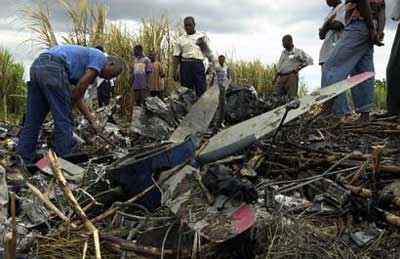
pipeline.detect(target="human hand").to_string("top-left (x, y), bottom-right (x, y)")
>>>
top-left (196, 37), bottom-right (207, 47)
top-left (328, 14), bottom-right (336, 23)
top-left (370, 29), bottom-right (384, 47)
top-left (273, 75), bottom-right (279, 85)
top-left (208, 63), bottom-right (217, 75)
top-left (378, 31), bottom-right (385, 42)
top-left (196, 37), bottom-right (211, 54)
top-left (319, 29), bottom-right (325, 40)
top-left (90, 120), bottom-right (103, 135)
top-left (294, 66), bottom-right (302, 73)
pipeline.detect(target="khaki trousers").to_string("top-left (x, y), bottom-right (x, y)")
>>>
top-left (275, 72), bottom-right (299, 97)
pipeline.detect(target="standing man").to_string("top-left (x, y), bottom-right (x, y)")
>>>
top-left (148, 51), bottom-right (166, 99)
top-left (211, 55), bottom-right (231, 86)
top-left (97, 75), bottom-right (114, 107)
top-left (274, 35), bottom-right (314, 97)
top-left (95, 45), bottom-right (115, 108)
top-left (319, 0), bottom-right (348, 116)
top-left (322, 0), bottom-right (385, 123)
top-left (130, 45), bottom-right (152, 106)
top-left (386, 0), bottom-right (400, 116)
top-left (211, 55), bottom-right (231, 127)
top-left (173, 16), bottom-right (214, 97)
top-left (17, 45), bottom-right (123, 163)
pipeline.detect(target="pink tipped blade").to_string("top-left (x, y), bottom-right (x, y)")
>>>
top-left (347, 72), bottom-right (375, 85)
top-left (232, 204), bottom-right (257, 234)
top-left (36, 157), bottom-right (50, 170)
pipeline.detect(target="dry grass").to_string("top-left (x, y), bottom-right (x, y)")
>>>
top-left (137, 16), bottom-right (176, 93)
top-left (22, 0), bottom-right (58, 49)
top-left (59, 0), bottom-right (107, 46)
top-left (33, 231), bottom-right (124, 259)
top-left (254, 209), bottom-right (392, 259)
top-left (227, 58), bottom-right (276, 94)
top-left (0, 48), bottom-right (26, 121)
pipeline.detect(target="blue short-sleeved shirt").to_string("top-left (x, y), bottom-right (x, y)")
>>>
top-left (43, 45), bottom-right (107, 85)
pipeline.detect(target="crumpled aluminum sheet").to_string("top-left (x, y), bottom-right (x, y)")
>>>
top-left (0, 166), bottom-right (39, 253)
top-left (225, 84), bottom-right (259, 123)
top-left (0, 219), bottom-right (37, 254)
top-left (145, 97), bottom-right (179, 127)
top-left (166, 87), bottom-right (198, 120)
top-left (130, 107), bottom-right (174, 140)
top-left (130, 88), bottom-right (198, 140)
top-left (19, 193), bottom-right (51, 228)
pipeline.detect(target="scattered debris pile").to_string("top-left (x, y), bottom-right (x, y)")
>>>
top-left (251, 115), bottom-right (400, 258)
top-left (225, 84), bottom-right (292, 124)
top-left (130, 87), bottom-right (198, 141)
top-left (2, 80), bottom-right (400, 259)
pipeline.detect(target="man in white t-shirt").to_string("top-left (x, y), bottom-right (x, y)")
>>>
top-left (173, 16), bottom-right (214, 97)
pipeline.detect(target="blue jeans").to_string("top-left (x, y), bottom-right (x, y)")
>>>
top-left (322, 20), bottom-right (375, 116)
top-left (17, 55), bottom-right (73, 163)
top-left (321, 64), bottom-right (352, 115)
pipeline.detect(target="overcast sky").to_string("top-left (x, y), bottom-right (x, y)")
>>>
top-left (0, 0), bottom-right (398, 90)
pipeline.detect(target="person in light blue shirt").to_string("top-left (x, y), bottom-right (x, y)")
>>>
top-left (211, 55), bottom-right (231, 86)
top-left (17, 45), bottom-right (123, 164)
top-left (43, 45), bottom-right (109, 85)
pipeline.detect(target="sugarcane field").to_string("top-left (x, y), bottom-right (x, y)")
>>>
top-left (1, 0), bottom-right (400, 258)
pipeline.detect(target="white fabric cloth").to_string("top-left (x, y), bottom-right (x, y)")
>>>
top-left (84, 77), bottom-right (115, 100)
top-left (276, 47), bottom-right (314, 74)
top-left (319, 3), bottom-right (346, 64)
top-left (173, 31), bottom-right (210, 60)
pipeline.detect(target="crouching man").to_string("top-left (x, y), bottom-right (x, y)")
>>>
top-left (17, 45), bottom-right (123, 163)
